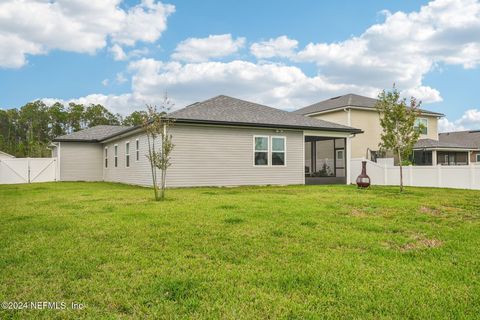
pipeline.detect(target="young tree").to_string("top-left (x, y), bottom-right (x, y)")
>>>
top-left (142, 94), bottom-right (175, 201)
top-left (375, 86), bottom-right (423, 192)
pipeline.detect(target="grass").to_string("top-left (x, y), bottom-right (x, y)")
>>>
top-left (0, 182), bottom-right (479, 319)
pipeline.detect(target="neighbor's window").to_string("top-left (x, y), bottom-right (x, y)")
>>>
top-left (254, 136), bottom-right (269, 166)
top-left (336, 149), bottom-right (344, 161)
top-left (125, 142), bottom-right (130, 167)
top-left (104, 147), bottom-right (108, 168)
top-left (135, 139), bottom-right (139, 161)
top-left (114, 144), bottom-right (118, 167)
top-left (477, 154), bottom-right (480, 162)
top-left (414, 118), bottom-right (428, 135)
top-left (271, 137), bottom-right (286, 166)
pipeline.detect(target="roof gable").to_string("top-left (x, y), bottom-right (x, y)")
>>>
top-left (169, 95), bottom-right (361, 132)
top-left (294, 93), bottom-right (444, 117)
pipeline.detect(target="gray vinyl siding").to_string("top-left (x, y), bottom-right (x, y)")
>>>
top-left (103, 124), bottom-right (304, 187)
top-left (60, 142), bottom-right (103, 181)
top-left (103, 136), bottom-right (153, 186)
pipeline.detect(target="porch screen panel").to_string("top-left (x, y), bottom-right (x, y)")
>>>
top-left (315, 140), bottom-right (334, 177)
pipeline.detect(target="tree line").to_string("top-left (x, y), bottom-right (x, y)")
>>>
top-left (0, 100), bottom-right (145, 157)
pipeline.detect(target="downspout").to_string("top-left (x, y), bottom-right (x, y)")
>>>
top-left (343, 108), bottom-right (352, 126)
top-left (346, 133), bottom-right (355, 185)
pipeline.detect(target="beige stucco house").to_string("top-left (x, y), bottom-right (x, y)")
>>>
top-left (52, 95), bottom-right (362, 187)
top-left (294, 94), bottom-right (477, 165)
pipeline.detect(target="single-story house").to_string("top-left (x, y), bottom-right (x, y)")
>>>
top-left (52, 95), bottom-right (362, 187)
top-left (437, 130), bottom-right (480, 164)
top-left (0, 151), bottom-right (15, 159)
top-left (411, 138), bottom-right (478, 165)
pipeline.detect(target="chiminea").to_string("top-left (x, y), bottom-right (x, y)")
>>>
top-left (356, 161), bottom-right (371, 188)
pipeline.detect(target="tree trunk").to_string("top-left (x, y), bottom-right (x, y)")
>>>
top-left (146, 133), bottom-right (159, 201)
top-left (398, 151), bottom-right (404, 192)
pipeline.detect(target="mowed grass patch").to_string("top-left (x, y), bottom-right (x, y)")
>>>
top-left (0, 182), bottom-right (479, 319)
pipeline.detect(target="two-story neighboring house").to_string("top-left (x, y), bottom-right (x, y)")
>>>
top-left (294, 93), bottom-right (477, 166)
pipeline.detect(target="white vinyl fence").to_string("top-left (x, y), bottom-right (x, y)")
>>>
top-left (351, 158), bottom-right (480, 190)
top-left (0, 158), bottom-right (58, 184)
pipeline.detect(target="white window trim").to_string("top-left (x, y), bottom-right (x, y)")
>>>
top-left (271, 136), bottom-right (287, 167)
top-left (114, 144), bottom-right (118, 168)
top-left (415, 117), bottom-right (429, 135)
top-left (135, 138), bottom-right (140, 162)
top-left (125, 141), bottom-right (130, 168)
top-left (104, 147), bottom-right (108, 168)
top-left (476, 153), bottom-right (480, 162)
top-left (253, 135), bottom-right (269, 167)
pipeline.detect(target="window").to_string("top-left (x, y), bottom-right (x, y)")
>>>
top-left (114, 144), bottom-right (118, 167)
top-left (254, 136), bottom-right (269, 166)
top-left (336, 149), bottom-right (344, 161)
top-left (477, 154), bottom-right (480, 162)
top-left (414, 118), bottom-right (428, 135)
top-left (271, 137), bottom-right (286, 166)
top-left (125, 142), bottom-right (130, 168)
top-left (135, 139), bottom-right (139, 161)
top-left (104, 147), bottom-right (108, 168)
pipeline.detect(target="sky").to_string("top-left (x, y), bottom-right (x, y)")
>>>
top-left (1, 0), bottom-right (480, 132)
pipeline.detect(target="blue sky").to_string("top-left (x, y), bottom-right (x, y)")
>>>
top-left (1, 0), bottom-right (479, 131)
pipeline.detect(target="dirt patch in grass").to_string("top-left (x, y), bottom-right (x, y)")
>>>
top-left (400, 234), bottom-right (443, 252)
top-left (420, 206), bottom-right (441, 216)
top-left (351, 209), bottom-right (367, 217)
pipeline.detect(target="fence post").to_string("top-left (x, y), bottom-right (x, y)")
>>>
top-left (437, 165), bottom-right (442, 187)
top-left (27, 158), bottom-right (31, 183)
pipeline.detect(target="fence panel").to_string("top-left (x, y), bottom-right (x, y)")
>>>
top-left (0, 158), bottom-right (57, 184)
top-left (351, 158), bottom-right (480, 190)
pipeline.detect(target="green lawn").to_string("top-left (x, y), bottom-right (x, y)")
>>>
top-left (1, 182), bottom-right (479, 319)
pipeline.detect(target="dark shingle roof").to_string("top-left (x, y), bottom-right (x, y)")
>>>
top-left (293, 93), bottom-right (444, 116)
top-left (53, 95), bottom-right (363, 142)
top-left (439, 130), bottom-right (480, 148)
top-left (53, 125), bottom-right (133, 142)
top-left (169, 95), bottom-right (361, 133)
top-left (414, 138), bottom-right (478, 150)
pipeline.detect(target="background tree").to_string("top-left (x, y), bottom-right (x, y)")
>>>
top-left (142, 94), bottom-right (175, 201)
top-left (123, 111), bottom-right (148, 126)
top-left (0, 100), bottom-right (141, 158)
top-left (375, 86), bottom-right (423, 192)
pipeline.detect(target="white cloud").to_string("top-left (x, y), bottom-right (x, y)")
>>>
top-left (109, 44), bottom-right (128, 61)
top-left (171, 34), bottom-right (246, 62)
top-left (42, 93), bottom-right (147, 115)
top-left (401, 86), bottom-right (442, 104)
top-left (250, 36), bottom-right (298, 59)
top-left (102, 79), bottom-right (109, 86)
top-left (109, 44), bottom-right (150, 61)
top-left (0, 0), bottom-right (174, 68)
top-left (38, 0), bottom-right (480, 121)
top-left (126, 58), bottom-right (378, 111)
top-left (116, 72), bottom-right (128, 84)
top-left (295, 0), bottom-right (480, 97)
top-left (439, 108), bottom-right (480, 132)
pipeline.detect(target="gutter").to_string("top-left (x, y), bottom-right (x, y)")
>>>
top-left (53, 118), bottom-right (363, 143)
